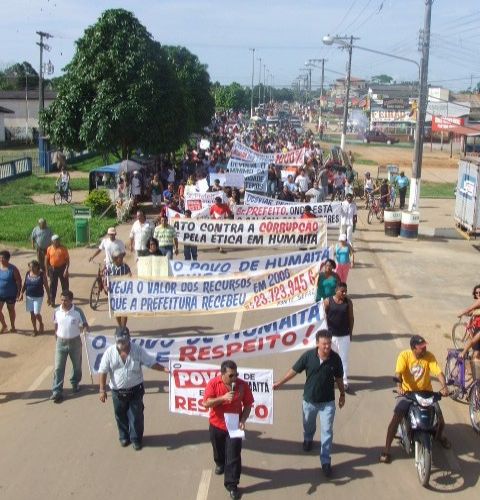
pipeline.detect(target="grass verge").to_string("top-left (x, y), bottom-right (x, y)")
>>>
top-left (418, 182), bottom-right (455, 199)
top-left (70, 153), bottom-right (117, 172)
top-left (0, 204), bottom-right (116, 249)
top-left (0, 175), bottom-right (89, 206)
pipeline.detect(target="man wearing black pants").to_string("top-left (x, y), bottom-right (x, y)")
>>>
top-left (204, 360), bottom-right (254, 499)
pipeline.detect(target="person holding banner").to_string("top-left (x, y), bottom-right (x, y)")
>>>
top-left (98, 327), bottom-right (168, 451)
top-left (203, 360), bottom-right (254, 500)
top-left (210, 197), bottom-right (232, 254)
top-left (129, 210), bottom-right (153, 258)
top-left (153, 215), bottom-right (179, 259)
top-left (183, 210), bottom-right (198, 261)
top-left (273, 330), bottom-right (345, 478)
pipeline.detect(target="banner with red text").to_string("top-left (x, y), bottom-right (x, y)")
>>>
top-left (84, 302), bottom-right (325, 372)
top-left (169, 361), bottom-right (273, 424)
top-left (274, 148), bottom-right (306, 166)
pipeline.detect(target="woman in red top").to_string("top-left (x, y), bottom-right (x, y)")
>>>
top-left (204, 360), bottom-right (254, 499)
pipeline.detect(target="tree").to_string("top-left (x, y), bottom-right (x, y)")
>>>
top-left (164, 46), bottom-right (215, 133)
top-left (0, 62), bottom-right (38, 90)
top-left (212, 82), bottom-right (250, 111)
top-left (371, 74), bottom-right (394, 85)
top-left (41, 9), bottom-right (187, 159)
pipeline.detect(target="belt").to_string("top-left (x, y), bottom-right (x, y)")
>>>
top-left (112, 383), bottom-right (143, 394)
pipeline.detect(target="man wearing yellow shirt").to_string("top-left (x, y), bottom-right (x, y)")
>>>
top-left (380, 335), bottom-right (450, 463)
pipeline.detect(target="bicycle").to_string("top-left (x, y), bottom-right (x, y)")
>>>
top-left (53, 184), bottom-right (72, 205)
top-left (367, 195), bottom-right (384, 224)
top-left (452, 316), bottom-right (478, 350)
top-left (445, 349), bottom-right (480, 433)
top-left (90, 263), bottom-right (108, 310)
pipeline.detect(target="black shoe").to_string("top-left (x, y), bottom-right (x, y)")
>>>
top-left (322, 463), bottom-right (332, 478)
top-left (72, 385), bottom-right (80, 394)
top-left (302, 440), bottom-right (313, 452)
top-left (215, 465), bottom-right (224, 475)
top-left (228, 488), bottom-right (241, 500)
top-left (120, 439), bottom-right (130, 447)
top-left (132, 441), bottom-right (142, 451)
top-left (50, 393), bottom-right (63, 404)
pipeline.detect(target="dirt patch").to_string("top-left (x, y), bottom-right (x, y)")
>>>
top-left (30, 190), bottom-right (89, 205)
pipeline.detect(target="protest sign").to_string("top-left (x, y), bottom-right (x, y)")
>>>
top-left (233, 202), bottom-right (341, 227)
top-left (169, 361), bottom-right (273, 424)
top-left (85, 301), bottom-right (326, 372)
top-left (244, 191), bottom-right (294, 206)
top-left (108, 264), bottom-right (318, 316)
top-left (137, 255), bottom-right (169, 278)
top-left (167, 207), bottom-right (210, 219)
top-left (227, 159), bottom-right (269, 175)
top-left (169, 247), bottom-right (329, 276)
top-left (184, 191), bottom-right (227, 210)
top-left (173, 218), bottom-right (327, 248)
top-left (274, 148), bottom-right (306, 166)
top-left (244, 171), bottom-right (267, 192)
top-left (230, 140), bottom-right (274, 163)
top-left (208, 172), bottom-right (245, 189)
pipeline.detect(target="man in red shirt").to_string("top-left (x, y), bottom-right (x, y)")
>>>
top-left (209, 196), bottom-right (232, 219)
top-left (204, 360), bottom-right (254, 500)
top-left (301, 205), bottom-right (317, 219)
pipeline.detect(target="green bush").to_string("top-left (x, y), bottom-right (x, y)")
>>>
top-left (84, 189), bottom-right (114, 216)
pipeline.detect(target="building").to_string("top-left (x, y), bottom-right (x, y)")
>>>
top-left (331, 77), bottom-right (368, 99)
top-left (0, 90), bottom-right (56, 142)
top-left (0, 106), bottom-right (14, 142)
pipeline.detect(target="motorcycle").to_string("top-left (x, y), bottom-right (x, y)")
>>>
top-left (395, 389), bottom-right (442, 487)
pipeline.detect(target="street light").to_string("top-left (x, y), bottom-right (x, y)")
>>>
top-left (249, 48), bottom-right (255, 117)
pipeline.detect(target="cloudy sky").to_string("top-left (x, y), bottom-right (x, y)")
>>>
top-left (1, 0), bottom-right (479, 90)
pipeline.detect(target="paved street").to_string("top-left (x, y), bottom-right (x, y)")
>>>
top-left (0, 200), bottom-right (479, 499)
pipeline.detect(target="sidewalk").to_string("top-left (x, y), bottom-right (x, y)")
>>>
top-left (355, 197), bottom-right (477, 355)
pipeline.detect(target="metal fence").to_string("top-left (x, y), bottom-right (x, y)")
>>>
top-left (0, 157), bottom-right (33, 183)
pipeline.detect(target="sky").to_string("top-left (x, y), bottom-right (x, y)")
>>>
top-left (1, 0), bottom-right (479, 91)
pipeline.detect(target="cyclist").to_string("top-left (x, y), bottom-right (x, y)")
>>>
top-left (364, 172), bottom-right (375, 207)
top-left (457, 284), bottom-right (480, 360)
top-left (56, 167), bottom-right (70, 194)
top-left (379, 335), bottom-right (450, 464)
top-left (372, 179), bottom-right (390, 215)
top-left (105, 251), bottom-right (131, 328)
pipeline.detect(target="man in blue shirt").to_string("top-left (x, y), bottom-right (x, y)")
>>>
top-left (394, 172), bottom-right (409, 209)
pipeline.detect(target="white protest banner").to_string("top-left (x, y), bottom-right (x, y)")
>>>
top-left (274, 148), bottom-right (306, 166)
top-left (169, 248), bottom-right (329, 276)
top-left (85, 301), bottom-right (325, 372)
top-left (173, 218), bottom-right (327, 248)
top-left (244, 191), bottom-right (294, 206)
top-left (230, 140), bottom-right (274, 163)
top-left (196, 178), bottom-right (210, 193)
top-left (227, 159), bottom-right (269, 175)
top-left (167, 207), bottom-right (210, 219)
top-left (244, 171), bottom-right (267, 192)
top-left (233, 202), bottom-right (341, 227)
top-left (199, 138), bottom-right (210, 150)
top-left (184, 191), bottom-right (227, 210)
top-left (108, 264), bottom-right (318, 316)
top-left (209, 172), bottom-right (245, 189)
top-left (169, 361), bottom-right (273, 424)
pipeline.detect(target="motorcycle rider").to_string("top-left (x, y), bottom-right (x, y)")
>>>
top-left (379, 335), bottom-right (450, 463)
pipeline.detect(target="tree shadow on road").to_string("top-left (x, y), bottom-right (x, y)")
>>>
top-left (349, 292), bottom-right (412, 300)
top-left (354, 332), bottom-right (412, 342)
top-left (0, 350), bottom-right (17, 358)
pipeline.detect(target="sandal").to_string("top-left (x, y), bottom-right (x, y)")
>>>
top-left (379, 452), bottom-right (392, 463)
top-left (438, 436), bottom-right (451, 449)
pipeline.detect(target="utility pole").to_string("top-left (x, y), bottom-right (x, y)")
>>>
top-left (257, 57), bottom-right (262, 107)
top-left (263, 64), bottom-right (266, 106)
top-left (409, 0), bottom-right (433, 212)
top-left (341, 36), bottom-right (354, 151)
top-left (36, 31), bottom-right (52, 135)
top-left (249, 48), bottom-right (255, 117)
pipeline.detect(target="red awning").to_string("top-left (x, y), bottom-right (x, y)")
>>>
top-left (450, 124), bottom-right (480, 137)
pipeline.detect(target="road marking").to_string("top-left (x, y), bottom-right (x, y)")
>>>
top-left (390, 330), bottom-right (404, 349)
top-left (196, 469), bottom-right (212, 500)
top-left (368, 278), bottom-right (376, 290)
top-left (23, 365), bottom-right (53, 399)
top-left (376, 300), bottom-right (387, 316)
top-left (233, 310), bottom-right (243, 330)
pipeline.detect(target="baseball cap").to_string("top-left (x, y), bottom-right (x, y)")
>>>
top-left (410, 335), bottom-right (427, 349)
top-left (51, 234), bottom-right (60, 241)
top-left (305, 205), bottom-right (312, 212)
top-left (115, 326), bottom-right (130, 343)
top-left (338, 234), bottom-right (347, 242)
top-left (107, 227), bottom-right (116, 235)
top-left (38, 218), bottom-right (46, 224)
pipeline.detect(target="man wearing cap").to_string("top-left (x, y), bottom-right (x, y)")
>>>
top-left (301, 206), bottom-right (316, 219)
top-left (31, 218), bottom-right (53, 272)
top-left (89, 227), bottom-right (125, 265)
top-left (98, 327), bottom-right (168, 450)
top-left (45, 234), bottom-right (69, 306)
top-left (379, 335), bottom-right (450, 463)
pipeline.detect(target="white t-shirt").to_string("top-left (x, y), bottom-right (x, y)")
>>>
top-left (54, 305), bottom-right (87, 339)
top-left (129, 221), bottom-right (153, 251)
top-left (99, 238), bottom-right (126, 265)
top-left (295, 174), bottom-right (310, 193)
top-left (340, 200), bottom-right (358, 226)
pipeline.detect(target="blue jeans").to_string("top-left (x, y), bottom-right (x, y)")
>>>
top-left (52, 336), bottom-right (82, 395)
top-left (184, 245), bottom-right (198, 261)
top-left (302, 399), bottom-right (336, 465)
top-left (111, 385), bottom-right (145, 443)
top-left (158, 246), bottom-right (173, 259)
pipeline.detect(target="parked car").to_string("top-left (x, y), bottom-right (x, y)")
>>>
top-left (363, 130), bottom-right (399, 145)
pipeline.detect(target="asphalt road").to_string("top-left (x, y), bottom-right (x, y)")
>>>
top-left (0, 217), bottom-right (478, 499)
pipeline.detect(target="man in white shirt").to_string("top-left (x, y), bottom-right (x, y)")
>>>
top-left (98, 327), bottom-right (168, 450)
top-left (305, 181), bottom-right (325, 203)
top-left (129, 210), bottom-right (153, 257)
top-left (340, 193), bottom-right (358, 244)
top-left (89, 227), bottom-right (126, 265)
top-left (51, 290), bottom-right (88, 403)
top-left (295, 169), bottom-right (310, 201)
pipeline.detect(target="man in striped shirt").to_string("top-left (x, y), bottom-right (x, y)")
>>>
top-left (106, 251), bottom-right (132, 328)
top-left (153, 215), bottom-right (178, 259)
